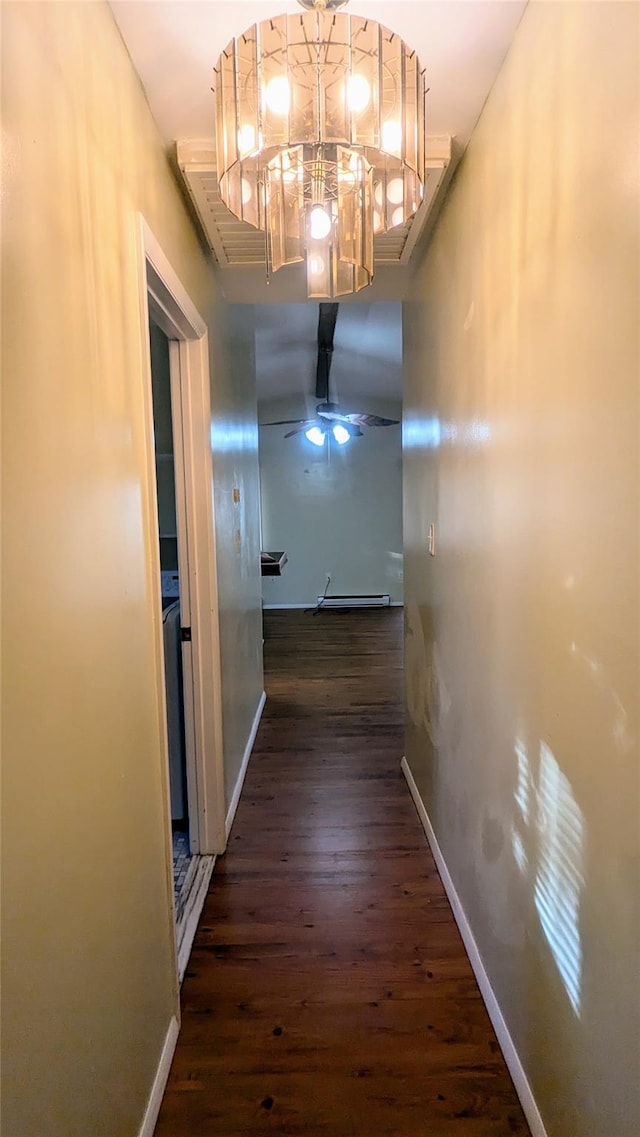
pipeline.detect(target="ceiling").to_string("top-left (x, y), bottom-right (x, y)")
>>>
top-left (254, 301), bottom-right (402, 403)
top-left (110, 1), bottom-right (525, 395)
top-left (110, 1), bottom-right (526, 302)
top-left (111, 1), bottom-right (525, 152)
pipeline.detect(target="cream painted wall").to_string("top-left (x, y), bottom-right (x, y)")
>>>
top-left (1, 4), bottom-right (262, 1135)
top-left (211, 306), bottom-right (264, 805)
top-left (403, 4), bottom-right (639, 1136)
top-left (259, 395), bottom-right (403, 606)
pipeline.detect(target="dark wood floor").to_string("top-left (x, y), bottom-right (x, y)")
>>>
top-left (154, 609), bottom-right (530, 1136)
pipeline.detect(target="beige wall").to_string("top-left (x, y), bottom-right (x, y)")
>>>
top-left (260, 394), bottom-right (403, 607)
top-left (403, 3), bottom-right (639, 1136)
top-left (211, 305), bottom-right (264, 807)
top-left (1, 3), bottom-right (263, 1135)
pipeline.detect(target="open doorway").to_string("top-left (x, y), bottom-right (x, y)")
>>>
top-left (139, 219), bottom-right (227, 981)
top-left (256, 301), bottom-right (404, 614)
top-left (148, 318), bottom-right (195, 921)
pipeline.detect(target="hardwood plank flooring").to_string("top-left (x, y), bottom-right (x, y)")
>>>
top-left (154, 609), bottom-right (530, 1137)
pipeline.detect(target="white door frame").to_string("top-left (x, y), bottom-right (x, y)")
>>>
top-left (137, 216), bottom-right (226, 858)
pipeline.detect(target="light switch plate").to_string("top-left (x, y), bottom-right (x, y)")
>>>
top-left (161, 571), bottom-right (180, 597)
top-left (428, 523), bottom-right (436, 556)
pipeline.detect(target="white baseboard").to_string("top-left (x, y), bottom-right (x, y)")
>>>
top-left (225, 691), bottom-right (266, 839)
top-left (400, 757), bottom-right (548, 1137)
top-left (138, 1015), bottom-right (179, 1137)
top-left (176, 854), bottom-right (215, 983)
top-left (262, 603), bottom-right (310, 609)
top-left (263, 602), bottom-right (404, 610)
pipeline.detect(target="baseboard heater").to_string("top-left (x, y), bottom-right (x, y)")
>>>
top-left (316, 594), bottom-right (391, 609)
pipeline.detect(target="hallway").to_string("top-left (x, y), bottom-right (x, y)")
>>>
top-left (154, 609), bottom-right (530, 1135)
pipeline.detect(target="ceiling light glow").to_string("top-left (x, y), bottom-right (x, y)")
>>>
top-left (306, 426), bottom-right (326, 446)
top-left (346, 74), bottom-right (370, 113)
top-left (333, 424), bottom-right (350, 444)
top-left (265, 76), bottom-right (291, 116)
top-left (386, 177), bottom-right (404, 205)
top-left (237, 124), bottom-right (256, 156)
top-left (382, 120), bottom-right (402, 156)
top-left (310, 206), bottom-right (332, 240)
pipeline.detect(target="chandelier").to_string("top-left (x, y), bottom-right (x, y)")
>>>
top-left (213, 0), bottom-right (426, 298)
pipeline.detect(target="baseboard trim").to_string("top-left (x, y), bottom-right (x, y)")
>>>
top-left (225, 691), bottom-right (266, 839)
top-left (400, 756), bottom-right (548, 1137)
top-left (263, 602), bottom-right (404, 610)
top-left (176, 854), bottom-right (215, 983)
top-left (262, 603), bottom-right (310, 610)
top-left (138, 1014), bottom-right (179, 1137)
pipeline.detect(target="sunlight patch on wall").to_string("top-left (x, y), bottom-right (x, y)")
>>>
top-left (512, 738), bottom-right (585, 1016)
top-left (534, 743), bottom-right (585, 1016)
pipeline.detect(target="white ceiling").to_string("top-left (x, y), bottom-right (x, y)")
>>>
top-left (110, 0), bottom-right (525, 394)
top-left (254, 301), bottom-right (402, 402)
top-left (111, 1), bottom-right (526, 151)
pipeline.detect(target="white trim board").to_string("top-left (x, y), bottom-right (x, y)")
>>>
top-left (225, 691), bottom-right (267, 840)
top-left (263, 602), bottom-right (404, 610)
top-left (262, 604), bottom-right (311, 610)
top-left (137, 1015), bottom-right (179, 1137)
top-left (400, 757), bottom-right (548, 1137)
top-left (139, 214), bottom-right (226, 860)
top-left (176, 855), bottom-right (215, 983)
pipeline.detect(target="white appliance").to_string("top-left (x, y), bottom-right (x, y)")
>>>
top-left (162, 600), bottom-right (186, 821)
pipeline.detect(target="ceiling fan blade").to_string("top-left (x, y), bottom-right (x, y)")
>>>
top-left (315, 302), bottom-right (340, 401)
top-left (345, 413), bottom-right (400, 427)
top-left (260, 418), bottom-right (308, 426)
top-left (284, 421), bottom-right (317, 438)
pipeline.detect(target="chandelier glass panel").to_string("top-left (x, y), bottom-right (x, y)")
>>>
top-left (214, 5), bottom-right (426, 297)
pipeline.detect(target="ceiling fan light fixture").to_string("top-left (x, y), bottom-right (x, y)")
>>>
top-left (332, 424), bottom-right (351, 445)
top-left (306, 426), bottom-right (326, 446)
top-left (214, 1), bottom-right (426, 298)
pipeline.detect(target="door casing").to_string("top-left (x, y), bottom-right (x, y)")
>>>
top-left (137, 216), bottom-right (226, 886)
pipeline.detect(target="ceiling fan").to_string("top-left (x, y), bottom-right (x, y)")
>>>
top-left (261, 303), bottom-right (399, 446)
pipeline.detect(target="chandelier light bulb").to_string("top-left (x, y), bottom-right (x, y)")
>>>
top-left (237, 124), bottom-right (256, 156)
top-left (306, 426), bottom-right (326, 446)
top-left (346, 74), bottom-right (370, 113)
top-left (265, 76), bottom-right (291, 116)
top-left (310, 207), bottom-right (332, 240)
top-left (332, 424), bottom-right (351, 444)
top-left (382, 120), bottom-right (402, 156)
top-left (386, 177), bottom-right (404, 205)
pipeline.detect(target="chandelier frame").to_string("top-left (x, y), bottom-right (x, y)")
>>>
top-left (213, 6), bottom-right (426, 297)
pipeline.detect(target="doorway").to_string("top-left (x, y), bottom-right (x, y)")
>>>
top-left (139, 218), bottom-right (226, 981)
top-left (148, 318), bottom-right (195, 925)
